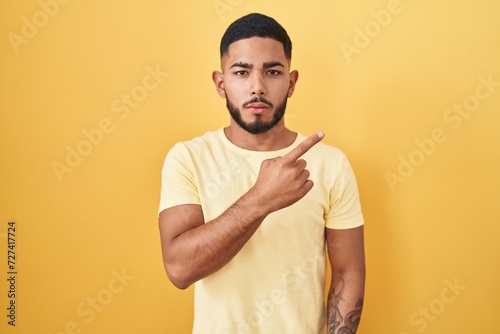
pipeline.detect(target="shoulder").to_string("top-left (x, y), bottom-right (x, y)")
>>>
top-left (293, 133), bottom-right (354, 179)
top-left (167, 129), bottom-right (225, 156)
top-left (178, 128), bottom-right (223, 149)
top-left (296, 133), bottom-right (347, 161)
top-left (316, 141), bottom-right (346, 159)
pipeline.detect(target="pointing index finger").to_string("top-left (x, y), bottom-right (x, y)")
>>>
top-left (284, 131), bottom-right (325, 162)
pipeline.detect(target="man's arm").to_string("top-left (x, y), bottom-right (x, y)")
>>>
top-left (326, 226), bottom-right (365, 334)
top-left (158, 132), bottom-right (324, 289)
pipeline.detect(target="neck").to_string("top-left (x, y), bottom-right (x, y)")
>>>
top-left (224, 122), bottom-right (296, 151)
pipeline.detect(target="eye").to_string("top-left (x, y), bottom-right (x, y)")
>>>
top-left (267, 70), bottom-right (281, 76)
top-left (234, 70), bottom-right (248, 76)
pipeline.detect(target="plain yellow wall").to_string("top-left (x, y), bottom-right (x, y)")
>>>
top-left (1, 0), bottom-right (499, 333)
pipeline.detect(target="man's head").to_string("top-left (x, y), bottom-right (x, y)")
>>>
top-left (213, 13), bottom-right (298, 135)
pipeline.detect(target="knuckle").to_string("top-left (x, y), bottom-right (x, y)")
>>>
top-left (295, 159), bottom-right (305, 168)
top-left (261, 158), bottom-right (273, 166)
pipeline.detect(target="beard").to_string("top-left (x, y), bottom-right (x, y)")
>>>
top-left (226, 95), bottom-right (288, 135)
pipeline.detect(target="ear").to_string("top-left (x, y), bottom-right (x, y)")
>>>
top-left (287, 70), bottom-right (299, 98)
top-left (212, 70), bottom-right (226, 98)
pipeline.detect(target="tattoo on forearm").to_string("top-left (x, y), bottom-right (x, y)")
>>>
top-left (328, 278), bottom-right (345, 332)
top-left (328, 278), bottom-right (363, 334)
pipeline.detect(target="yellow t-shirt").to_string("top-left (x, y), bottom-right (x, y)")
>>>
top-left (159, 128), bottom-right (364, 334)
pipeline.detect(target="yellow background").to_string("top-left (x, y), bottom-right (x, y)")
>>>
top-left (1, 0), bottom-right (499, 333)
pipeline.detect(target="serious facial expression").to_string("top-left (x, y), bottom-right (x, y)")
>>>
top-left (215, 37), bottom-right (297, 134)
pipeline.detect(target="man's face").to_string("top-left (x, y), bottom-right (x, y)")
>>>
top-left (213, 37), bottom-right (298, 134)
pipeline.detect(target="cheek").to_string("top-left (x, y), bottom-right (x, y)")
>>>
top-left (271, 83), bottom-right (292, 101)
top-left (270, 78), bottom-right (292, 93)
top-left (223, 81), bottom-right (247, 101)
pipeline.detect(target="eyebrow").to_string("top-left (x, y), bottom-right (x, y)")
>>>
top-left (230, 61), bottom-right (285, 69)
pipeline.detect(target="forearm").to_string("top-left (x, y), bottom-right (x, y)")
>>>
top-left (166, 190), bottom-right (267, 289)
top-left (327, 272), bottom-right (365, 334)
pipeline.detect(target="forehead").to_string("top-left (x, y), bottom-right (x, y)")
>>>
top-left (222, 37), bottom-right (289, 68)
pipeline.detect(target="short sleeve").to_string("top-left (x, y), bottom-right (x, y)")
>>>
top-left (158, 143), bottom-right (201, 214)
top-left (325, 153), bottom-right (364, 229)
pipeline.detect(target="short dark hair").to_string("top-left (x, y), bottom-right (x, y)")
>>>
top-left (220, 13), bottom-right (292, 60)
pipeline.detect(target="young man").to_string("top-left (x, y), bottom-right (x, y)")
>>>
top-left (158, 13), bottom-right (365, 334)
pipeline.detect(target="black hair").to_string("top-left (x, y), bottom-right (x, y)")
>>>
top-left (220, 13), bottom-right (292, 60)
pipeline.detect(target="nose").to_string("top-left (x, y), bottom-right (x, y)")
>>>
top-left (250, 73), bottom-right (266, 96)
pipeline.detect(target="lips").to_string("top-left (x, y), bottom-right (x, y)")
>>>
top-left (245, 103), bottom-right (270, 114)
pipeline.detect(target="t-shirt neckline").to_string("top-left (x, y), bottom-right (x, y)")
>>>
top-left (216, 128), bottom-right (305, 157)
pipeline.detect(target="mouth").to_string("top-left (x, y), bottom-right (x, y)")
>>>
top-left (242, 96), bottom-right (274, 115)
top-left (246, 103), bottom-right (270, 114)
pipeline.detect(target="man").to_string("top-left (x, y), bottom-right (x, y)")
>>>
top-left (158, 13), bottom-right (365, 334)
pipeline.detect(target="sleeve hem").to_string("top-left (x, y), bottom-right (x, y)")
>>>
top-left (325, 219), bottom-right (364, 230)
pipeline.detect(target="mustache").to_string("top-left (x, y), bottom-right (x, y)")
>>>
top-left (242, 97), bottom-right (274, 108)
